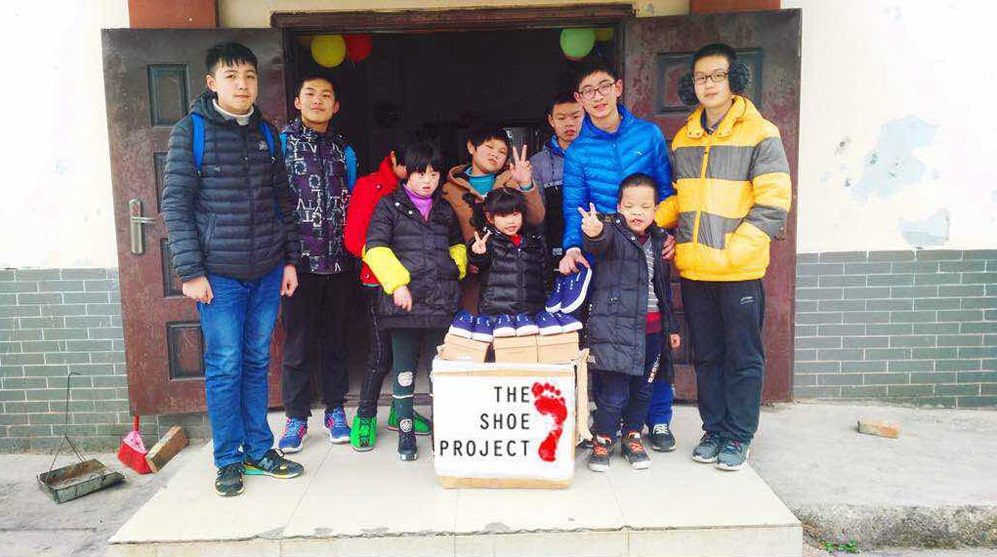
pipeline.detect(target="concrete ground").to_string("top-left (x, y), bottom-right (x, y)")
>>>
top-left (0, 444), bottom-right (196, 557)
top-left (0, 401), bottom-right (993, 556)
top-left (751, 401), bottom-right (997, 550)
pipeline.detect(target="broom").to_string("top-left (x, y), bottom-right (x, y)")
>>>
top-left (117, 416), bottom-right (152, 474)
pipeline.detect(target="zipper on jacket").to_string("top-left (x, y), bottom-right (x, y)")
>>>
top-left (691, 135), bottom-right (713, 247)
top-left (244, 132), bottom-right (256, 269)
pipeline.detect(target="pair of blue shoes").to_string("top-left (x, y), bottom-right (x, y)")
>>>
top-left (546, 266), bottom-right (592, 314)
top-left (450, 311), bottom-right (582, 342)
top-left (495, 311), bottom-right (582, 337)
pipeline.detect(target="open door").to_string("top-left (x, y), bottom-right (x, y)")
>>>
top-left (623, 10), bottom-right (801, 403)
top-left (102, 29), bottom-right (287, 415)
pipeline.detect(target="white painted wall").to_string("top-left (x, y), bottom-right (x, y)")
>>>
top-left (786, 0), bottom-right (997, 252)
top-left (2, 0), bottom-right (993, 270)
top-left (0, 0), bottom-right (129, 269)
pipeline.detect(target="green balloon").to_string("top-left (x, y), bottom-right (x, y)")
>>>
top-left (560, 28), bottom-right (596, 59)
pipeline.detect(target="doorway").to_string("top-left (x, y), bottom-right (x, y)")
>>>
top-left (101, 6), bottom-right (799, 417)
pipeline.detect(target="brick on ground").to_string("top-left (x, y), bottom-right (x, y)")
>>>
top-left (857, 418), bottom-right (900, 439)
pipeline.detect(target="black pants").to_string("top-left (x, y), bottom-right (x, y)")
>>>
top-left (681, 278), bottom-right (765, 443)
top-left (357, 287), bottom-right (392, 418)
top-left (390, 328), bottom-right (445, 423)
top-left (280, 271), bottom-right (351, 418)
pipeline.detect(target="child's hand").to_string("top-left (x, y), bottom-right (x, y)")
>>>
top-left (661, 234), bottom-right (676, 261)
top-left (578, 203), bottom-right (603, 238)
top-left (508, 144), bottom-right (533, 187)
top-left (182, 276), bottom-right (213, 304)
top-left (393, 285), bottom-right (413, 311)
top-left (670, 333), bottom-right (681, 349)
top-left (471, 230), bottom-right (491, 255)
top-left (281, 264), bottom-right (298, 297)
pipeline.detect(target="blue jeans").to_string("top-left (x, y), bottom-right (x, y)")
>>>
top-left (592, 331), bottom-right (664, 440)
top-left (198, 266), bottom-right (282, 468)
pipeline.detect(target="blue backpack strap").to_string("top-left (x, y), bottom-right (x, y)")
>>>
top-left (279, 132), bottom-right (288, 158)
top-left (258, 121), bottom-right (275, 160)
top-left (345, 145), bottom-right (357, 192)
top-left (190, 113), bottom-right (205, 172)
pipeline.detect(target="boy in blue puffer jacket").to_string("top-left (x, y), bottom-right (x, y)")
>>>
top-left (559, 62), bottom-right (679, 453)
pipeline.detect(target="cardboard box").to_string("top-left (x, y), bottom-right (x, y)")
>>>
top-left (438, 333), bottom-right (490, 363)
top-left (537, 332), bottom-right (580, 364)
top-left (431, 357), bottom-right (577, 489)
top-left (492, 335), bottom-right (538, 363)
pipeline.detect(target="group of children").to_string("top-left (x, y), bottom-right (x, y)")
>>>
top-left (163, 40), bottom-right (790, 497)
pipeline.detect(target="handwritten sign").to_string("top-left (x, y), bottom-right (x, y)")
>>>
top-left (431, 358), bottom-right (576, 487)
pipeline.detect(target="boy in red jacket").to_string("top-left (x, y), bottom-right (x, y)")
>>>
top-left (344, 145), bottom-right (433, 451)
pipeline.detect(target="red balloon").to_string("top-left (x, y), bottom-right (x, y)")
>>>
top-left (344, 34), bottom-right (373, 62)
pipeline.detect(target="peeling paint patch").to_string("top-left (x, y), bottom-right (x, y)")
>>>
top-left (852, 116), bottom-right (938, 200)
top-left (899, 208), bottom-right (950, 248)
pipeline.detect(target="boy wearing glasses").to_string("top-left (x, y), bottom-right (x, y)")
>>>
top-left (560, 62), bottom-right (680, 453)
top-left (655, 43), bottom-right (791, 472)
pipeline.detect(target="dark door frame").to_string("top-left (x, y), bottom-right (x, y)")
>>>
top-left (269, 4), bottom-right (634, 33)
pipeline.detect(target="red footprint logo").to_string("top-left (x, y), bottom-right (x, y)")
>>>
top-left (532, 382), bottom-right (567, 463)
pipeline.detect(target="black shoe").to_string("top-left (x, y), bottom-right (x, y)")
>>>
top-left (398, 427), bottom-right (418, 461)
top-left (244, 448), bottom-right (304, 479)
top-left (214, 463), bottom-right (244, 497)
top-left (621, 432), bottom-right (652, 470)
top-left (648, 423), bottom-right (676, 452)
top-left (587, 436), bottom-right (613, 473)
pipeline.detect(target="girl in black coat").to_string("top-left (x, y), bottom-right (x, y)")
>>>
top-left (364, 143), bottom-right (468, 461)
top-left (581, 174), bottom-right (681, 473)
top-left (467, 188), bottom-right (549, 318)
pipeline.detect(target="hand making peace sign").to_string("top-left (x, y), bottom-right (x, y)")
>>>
top-left (471, 230), bottom-right (492, 255)
top-left (508, 144), bottom-right (533, 187)
top-left (578, 203), bottom-right (603, 238)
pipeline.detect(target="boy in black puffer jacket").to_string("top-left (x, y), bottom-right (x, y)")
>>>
top-left (467, 188), bottom-right (548, 321)
top-left (581, 173), bottom-right (681, 473)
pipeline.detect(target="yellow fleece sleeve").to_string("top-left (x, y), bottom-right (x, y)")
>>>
top-left (449, 244), bottom-right (468, 280)
top-left (654, 195), bottom-right (680, 228)
top-left (363, 246), bottom-right (411, 294)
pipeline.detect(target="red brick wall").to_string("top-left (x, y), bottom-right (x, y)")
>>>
top-left (128, 0), bottom-right (217, 28)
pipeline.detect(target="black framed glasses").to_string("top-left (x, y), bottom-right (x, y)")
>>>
top-left (693, 71), bottom-right (728, 86)
top-left (577, 81), bottom-right (617, 100)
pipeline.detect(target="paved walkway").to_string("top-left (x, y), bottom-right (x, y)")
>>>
top-left (1, 401), bottom-right (994, 556)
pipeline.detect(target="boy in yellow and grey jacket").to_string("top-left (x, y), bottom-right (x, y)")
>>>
top-left (655, 43), bottom-right (791, 472)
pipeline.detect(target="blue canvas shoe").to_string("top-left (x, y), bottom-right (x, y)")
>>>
top-left (555, 312), bottom-right (583, 333)
top-left (560, 266), bottom-right (592, 313)
top-left (514, 313), bottom-right (539, 336)
top-left (448, 310), bottom-right (475, 339)
top-left (492, 314), bottom-right (516, 337)
top-left (471, 315), bottom-right (494, 342)
top-left (545, 278), bottom-right (563, 313)
top-left (535, 311), bottom-right (563, 335)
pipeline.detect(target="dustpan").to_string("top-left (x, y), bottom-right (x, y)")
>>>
top-left (38, 372), bottom-right (124, 504)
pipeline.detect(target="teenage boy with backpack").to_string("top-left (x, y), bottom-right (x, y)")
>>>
top-left (162, 42), bottom-right (303, 497)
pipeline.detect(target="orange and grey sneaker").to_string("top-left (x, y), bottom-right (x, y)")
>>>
top-left (587, 435), bottom-right (613, 473)
top-left (621, 431), bottom-right (652, 470)
top-left (244, 449), bottom-right (304, 479)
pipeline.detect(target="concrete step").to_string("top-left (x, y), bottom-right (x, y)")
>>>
top-left (108, 406), bottom-right (801, 557)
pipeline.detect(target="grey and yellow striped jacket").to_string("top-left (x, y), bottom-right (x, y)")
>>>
top-left (655, 96), bottom-right (791, 282)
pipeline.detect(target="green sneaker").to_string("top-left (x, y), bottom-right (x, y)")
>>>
top-left (244, 449), bottom-right (304, 479)
top-left (388, 406), bottom-right (432, 436)
top-left (350, 415), bottom-right (377, 452)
